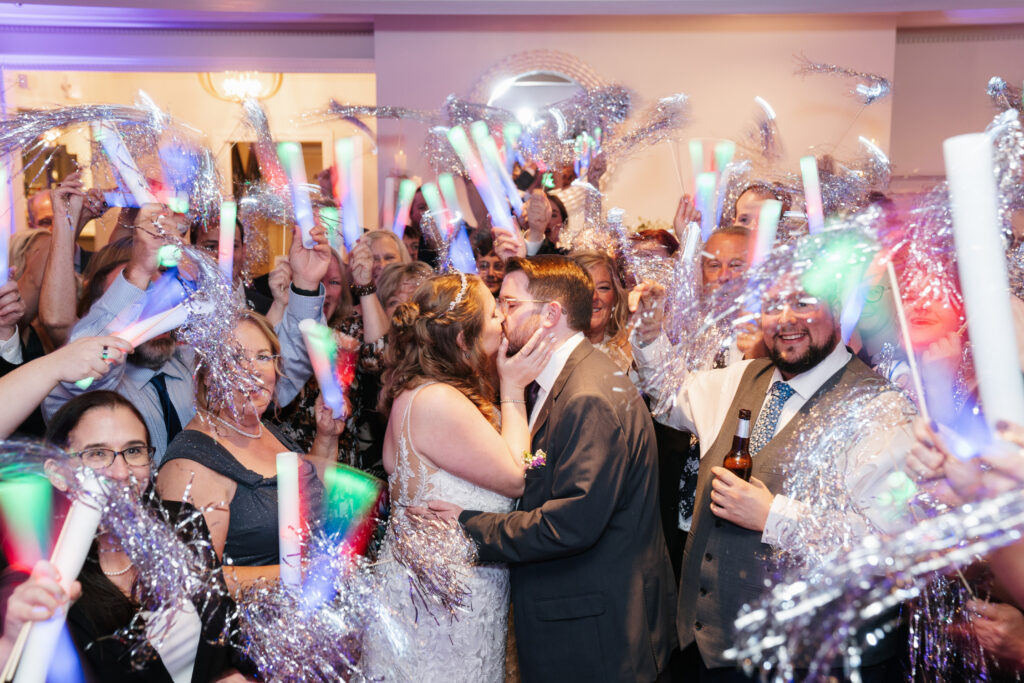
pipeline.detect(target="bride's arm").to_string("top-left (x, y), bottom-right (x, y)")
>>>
top-left (413, 384), bottom-right (526, 498)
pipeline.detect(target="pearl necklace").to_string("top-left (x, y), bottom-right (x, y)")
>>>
top-left (102, 562), bottom-right (134, 577)
top-left (205, 411), bottom-right (263, 439)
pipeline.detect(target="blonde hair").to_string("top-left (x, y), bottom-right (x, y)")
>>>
top-left (195, 311), bottom-right (282, 414)
top-left (9, 228), bottom-right (50, 280)
top-left (361, 230), bottom-right (412, 265)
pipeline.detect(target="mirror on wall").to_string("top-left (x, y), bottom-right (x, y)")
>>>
top-left (487, 70), bottom-right (585, 125)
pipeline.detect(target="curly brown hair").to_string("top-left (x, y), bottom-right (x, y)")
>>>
top-left (378, 273), bottom-right (497, 425)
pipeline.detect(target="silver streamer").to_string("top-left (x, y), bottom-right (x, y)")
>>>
top-left (795, 55), bottom-right (893, 106)
top-left (986, 76), bottom-right (1023, 114)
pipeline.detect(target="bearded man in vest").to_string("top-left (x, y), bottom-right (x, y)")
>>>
top-left (630, 272), bottom-right (913, 683)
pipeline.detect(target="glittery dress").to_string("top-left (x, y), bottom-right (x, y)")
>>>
top-left (363, 383), bottom-right (514, 682)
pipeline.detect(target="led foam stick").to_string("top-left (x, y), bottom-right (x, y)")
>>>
top-left (319, 207), bottom-right (342, 251)
top-left (944, 132), bottom-right (1024, 436)
top-left (420, 182), bottom-right (449, 233)
top-left (503, 122), bottom-right (522, 173)
top-left (218, 201), bottom-right (237, 282)
top-left (438, 173), bottom-right (466, 220)
top-left (391, 179), bottom-right (417, 238)
top-left (11, 469), bottom-right (105, 683)
top-left (298, 318), bottom-right (345, 419)
top-left (695, 172), bottom-right (718, 241)
top-left (0, 164), bottom-right (9, 287)
top-left (322, 464), bottom-right (385, 556)
top-left (334, 138), bottom-right (362, 249)
top-left (380, 177), bottom-right (396, 231)
top-left (688, 139), bottom-right (704, 194)
top-left (0, 475), bottom-right (51, 570)
top-left (749, 199), bottom-right (781, 267)
top-left (276, 142), bottom-right (316, 249)
top-left (800, 155), bottom-right (825, 234)
top-left (276, 452), bottom-right (302, 589)
top-left (350, 136), bottom-right (364, 233)
top-left (471, 121), bottom-right (523, 218)
top-left (92, 122), bottom-right (157, 208)
top-left (713, 140), bottom-right (736, 172)
top-left (447, 126), bottom-right (518, 237)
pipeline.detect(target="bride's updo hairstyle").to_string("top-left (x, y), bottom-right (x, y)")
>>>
top-left (380, 272), bottom-right (498, 424)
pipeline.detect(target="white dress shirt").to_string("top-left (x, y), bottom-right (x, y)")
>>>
top-left (529, 332), bottom-right (585, 430)
top-left (0, 326), bottom-right (22, 365)
top-left (633, 331), bottom-right (913, 547)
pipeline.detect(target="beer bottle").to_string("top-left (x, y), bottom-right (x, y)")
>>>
top-left (722, 408), bottom-right (752, 481)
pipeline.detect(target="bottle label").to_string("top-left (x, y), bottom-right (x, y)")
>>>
top-left (736, 419), bottom-right (750, 439)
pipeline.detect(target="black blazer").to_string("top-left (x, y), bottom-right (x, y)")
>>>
top-left (461, 340), bottom-right (677, 682)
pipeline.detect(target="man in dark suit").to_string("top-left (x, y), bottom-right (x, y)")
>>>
top-left (429, 255), bottom-right (677, 682)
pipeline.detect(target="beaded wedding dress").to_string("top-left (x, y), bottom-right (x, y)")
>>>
top-left (363, 383), bottom-right (514, 682)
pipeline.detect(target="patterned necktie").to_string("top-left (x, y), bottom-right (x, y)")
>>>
top-left (749, 381), bottom-right (796, 455)
top-left (150, 372), bottom-right (183, 444)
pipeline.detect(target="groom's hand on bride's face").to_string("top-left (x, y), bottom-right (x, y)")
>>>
top-left (426, 500), bottom-right (463, 521)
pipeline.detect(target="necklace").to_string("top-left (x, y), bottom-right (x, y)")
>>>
top-left (101, 561), bottom-right (134, 577)
top-left (205, 411), bottom-right (263, 439)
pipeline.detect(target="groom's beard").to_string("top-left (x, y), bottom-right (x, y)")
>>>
top-left (503, 316), bottom-right (541, 357)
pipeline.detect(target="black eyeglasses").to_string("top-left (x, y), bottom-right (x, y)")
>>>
top-left (72, 446), bottom-right (156, 469)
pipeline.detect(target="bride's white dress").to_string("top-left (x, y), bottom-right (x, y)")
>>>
top-left (363, 383), bottom-right (514, 682)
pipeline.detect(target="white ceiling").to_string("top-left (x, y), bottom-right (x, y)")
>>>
top-left (2, 0), bottom-right (1024, 28)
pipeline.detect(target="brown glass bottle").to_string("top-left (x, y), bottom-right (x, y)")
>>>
top-left (722, 408), bottom-right (752, 481)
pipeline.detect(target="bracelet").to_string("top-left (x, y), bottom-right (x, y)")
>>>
top-left (352, 283), bottom-right (377, 297)
top-left (500, 398), bottom-right (526, 405)
top-left (290, 283), bottom-right (321, 297)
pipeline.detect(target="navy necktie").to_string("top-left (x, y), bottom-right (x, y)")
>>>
top-left (150, 372), bottom-right (183, 444)
top-left (525, 381), bottom-right (541, 417)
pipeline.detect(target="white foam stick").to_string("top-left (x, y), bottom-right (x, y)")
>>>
top-left (13, 470), bottom-right (106, 683)
top-left (145, 601), bottom-right (201, 683)
top-left (92, 122), bottom-right (157, 208)
top-left (276, 452), bottom-right (302, 589)
top-left (749, 199), bottom-right (781, 266)
top-left (380, 176), bottom-right (396, 231)
top-left (943, 133), bottom-right (1024, 433)
top-left (886, 261), bottom-right (931, 423)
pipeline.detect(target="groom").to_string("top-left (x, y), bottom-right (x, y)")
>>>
top-left (429, 255), bottom-right (677, 682)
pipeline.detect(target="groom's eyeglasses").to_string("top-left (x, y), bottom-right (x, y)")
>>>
top-left (498, 297), bottom-right (551, 313)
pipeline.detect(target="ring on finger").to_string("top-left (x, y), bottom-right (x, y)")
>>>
top-left (101, 345), bottom-right (110, 360)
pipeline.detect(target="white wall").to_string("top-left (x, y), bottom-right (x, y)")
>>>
top-left (891, 24), bottom-right (1024, 184)
top-left (374, 14), bottom-right (897, 227)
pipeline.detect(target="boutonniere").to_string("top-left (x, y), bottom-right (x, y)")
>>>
top-left (523, 449), bottom-right (547, 471)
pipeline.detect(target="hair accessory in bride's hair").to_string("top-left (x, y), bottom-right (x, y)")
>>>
top-left (448, 271), bottom-right (468, 312)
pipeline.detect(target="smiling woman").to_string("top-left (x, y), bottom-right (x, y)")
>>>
top-left (0, 391), bottom-right (239, 681)
top-left (156, 311), bottom-right (332, 593)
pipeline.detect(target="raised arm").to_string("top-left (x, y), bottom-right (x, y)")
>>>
top-left (38, 175), bottom-right (85, 346)
top-left (0, 335), bottom-right (129, 438)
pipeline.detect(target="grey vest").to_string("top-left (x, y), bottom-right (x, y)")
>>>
top-left (676, 354), bottom-right (888, 669)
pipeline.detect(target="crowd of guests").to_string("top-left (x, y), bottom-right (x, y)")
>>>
top-left (0, 155), bottom-right (1022, 683)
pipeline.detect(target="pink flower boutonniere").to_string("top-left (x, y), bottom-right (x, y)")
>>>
top-left (523, 449), bottom-right (547, 471)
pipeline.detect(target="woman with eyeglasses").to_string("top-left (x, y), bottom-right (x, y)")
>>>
top-left (156, 312), bottom-right (342, 593)
top-left (0, 390), bottom-right (246, 681)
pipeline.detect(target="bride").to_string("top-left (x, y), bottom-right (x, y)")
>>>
top-left (363, 271), bottom-right (552, 682)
